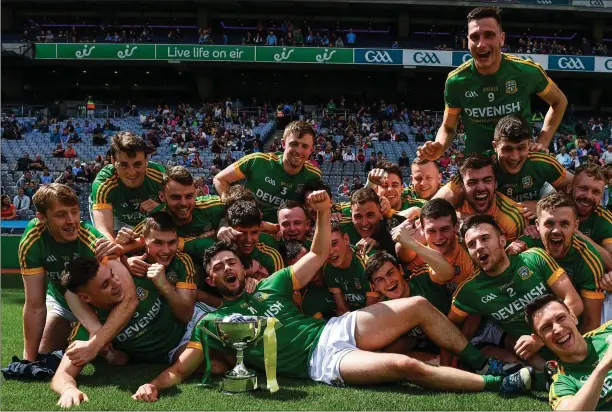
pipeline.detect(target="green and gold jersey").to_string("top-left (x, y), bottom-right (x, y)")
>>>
top-left (234, 152), bottom-right (322, 223)
top-left (339, 217), bottom-right (363, 245)
top-left (520, 235), bottom-right (604, 300)
top-left (18, 219), bottom-right (103, 308)
top-left (550, 321), bottom-right (612, 411)
top-left (401, 196), bottom-right (427, 210)
top-left (333, 196), bottom-right (425, 218)
top-left (445, 54), bottom-right (553, 155)
top-left (134, 195), bottom-right (225, 238)
top-left (452, 248), bottom-right (564, 338)
top-left (250, 242), bottom-right (285, 275)
top-left (323, 250), bottom-right (379, 310)
top-left (90, 162), bottom-right (166, 225)
top-left (159, 251), bottom-right (197, 291)
top-left (71, 277), bottom-right (186, 363)
top-left (579, 206), bottom-right (612, 247)
top-left (495, 152), bottom-right (566, 203)
top-left (181, 237), bottom-right (214, 261)
top-left (296, 283), bottom-right (336, 320)
top-left (188, 267), bottom-right (327, 378)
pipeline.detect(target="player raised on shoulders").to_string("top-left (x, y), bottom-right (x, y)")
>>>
top-left (418, 6), bottom-right (567, 160)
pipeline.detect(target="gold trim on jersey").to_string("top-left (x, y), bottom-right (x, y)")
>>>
top-left (256, 242), bottom-right (284, 272)
top-left (187, 341), bottom-right (203, 351)
top-left (176, 251), bottom-right (196, 285)
top-left (145, 168), bottom-right (164, 184)
top-left (68, 322), bottom-right (82, 343)
top-left (573, 237), bottom-right (604, 293)
top-left (583, 320), bottom-right (612, 338)
top-left (18, 221), bottom-right (44, 270)
top-left (447, 59), bottom-right (472, 80)
top-left (529, 152), bottom-right (566, 176)
top-left (95, 174), bottom-right (119, 205)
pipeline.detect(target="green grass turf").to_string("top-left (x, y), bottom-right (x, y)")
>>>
top-left (1, 278), bottom-right (550, 411)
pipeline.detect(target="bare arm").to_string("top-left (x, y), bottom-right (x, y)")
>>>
top-left (550, 273), bottom-right (584, 318)
top-left (551, 171), bottom-right (574, 193)
top-left (92, 209), bottom-right (116, 241)
top-left (51, 355), bottom-right (90, 409)
top-left (162, 287), bottom-right (195, 324)
top-left (536, 83), bottom-right (568, 148)
top-left (330, 292), bottom-right (349, 316)
top-left (22, 272), bottom-right (46, 361)
top-left (64, 291), bottom-right (102, 335)
top-left (292, 191), bottom-right (332, 289)
top-left (213, 164), bottom-right (244, 197)
top-left (579, 298), bottom-right (603, 334)
top-left (434, 109), bottom-right (460, 153)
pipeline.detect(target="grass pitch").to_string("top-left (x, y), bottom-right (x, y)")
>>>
top-left (1, 276), bottom-right (550, 411)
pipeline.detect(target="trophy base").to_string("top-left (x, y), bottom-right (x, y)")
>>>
top-left (221, 375), bottom-right (258, 393)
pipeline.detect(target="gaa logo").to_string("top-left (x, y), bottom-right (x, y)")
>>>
top-left (558, 57), bottom-right (586, 70)
top-left (136, 287), bottom-right (148, 301)
top-left (365, 51), bottom-right (393, 63)
top-left (413, 52), bottom-right (440, 64)
top-left (252, 291), bottom-right (269, 302)
top-left (465, 91), bottom-right (479, 98)
top-left (537, 0), bottom-right (552, 4)
top-left (605, 59), bottom-right (612, 71)
top-left (518, 266), bottom-right (532, 281)
top-left (264, 176), bottom-right (276, 186)
top-left (481, 293), bottom-right (497, 303)
top-left (522, 175), bottom-right (533, 188)
top-left (590, 0), bottom-right (605, 6)
top-left (166, 271), bottom-right (178, 284)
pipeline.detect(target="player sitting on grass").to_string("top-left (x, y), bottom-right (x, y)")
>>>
top-left (132, 190), bottom-right (533, 403)
top-left (526, 294), bottom-right (612, 411)
top-left (449, 214), bottom-right (583, 372)
top-left (50, 255), bottom-right (209, 409)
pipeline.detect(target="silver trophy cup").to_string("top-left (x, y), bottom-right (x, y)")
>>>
top-left (213, 317), bottom-right (268, 393)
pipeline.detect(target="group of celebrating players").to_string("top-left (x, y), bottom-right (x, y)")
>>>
top-left (16, 7), bottom-right (612, 411)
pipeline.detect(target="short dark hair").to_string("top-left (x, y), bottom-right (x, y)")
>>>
top-left (536, 192), bottom-right (578, 220)
top-left (574, 163), bottom-right (609, 184)
top-left (226, 200), bottom-right (261, 228)
top-left (350, 187), bottom-right (379, 207)
top-left (494, 115), bottom-right (532, 144)
top-left (303, 180), bottom-right (332, 201)
top-left (467, 7), bottom-right (502, 28)
top-left (142, 211), bottom-right (177, 237)
top-left (202, 241), bottom-right (251, 275)
top-left (330, 219), bottom-right (344, 234)
top-left (365, 251), bottom-right (401, 282)
top-left (283, 121), bottom-right (316, 146)
top-left (379, 161), bottom-right (403, 181)
top-left (61, 256), bottom-right (100, 293)
top-left (278, 240), bottom-right (307, 263)
top-left (525, 294), bottom-right (570, 333)
top-left (460, 214), bottom-right (503, 240)
top-left (278, 200), bottom-right (309, 218)
top-left (458, 154), bottom-right (494, 182)
top-left (420, 198), bottom-right (458, 227)
top-left (412, 157), bottom-right (441, 172)
top-left (110, 131), bottom-right (148, 159)
top-left (222, 185), bottom-right (256, 210)
top-left (162, 166), bottom-right (193, 187)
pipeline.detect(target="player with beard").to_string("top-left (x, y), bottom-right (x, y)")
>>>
top-left (437, 154), bottom-right (527, 242)
top-left (568, 164), bottom-right (612, 264)
top-left (323, 221), bottom-right (381, 315)
top-left (404, 158), bottom-right (443, 201)
top-left (51, 256), bottom-right (209, 408)
top-left (129, 166), bottom-right (224, 243)
top-left (526, 295), bottom-right (612, 411)
top-left (508, 193), bottom-right (604, 334)
top-left (281, 240), bottom-right (336, 320)
top-left (213, 120), bottom-right (322, 223)
top-left (339, 188), bottom-right (404, 257)
top-left (417, 7), bottom-right (567, 159)
top-left (440, 115), bottom-right (572, 218)
top-left (132, 190), bottom-right (534, 402)
top-left (450, 214), bottom-right (583, 371)
top-left (90, 132), bottom-right (166, 241)
top-left (19, 183), bottom-right (137, 365)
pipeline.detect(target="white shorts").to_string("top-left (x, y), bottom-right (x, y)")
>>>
top-left (166, 302), bottom-right (215, 363)
top-left (470, 320), bottom-right (505, 348)
top-left (46, 293), bottom-right (77, 323)
top-left (308, 311), bottom-right (358, 386)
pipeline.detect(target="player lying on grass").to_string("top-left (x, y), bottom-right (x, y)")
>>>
top-left (50, 255), bottom-right (212, 409)
top-left (525, 294), bottom-right (612, 411)
top-left (132, 190), bottom-right (533, 402)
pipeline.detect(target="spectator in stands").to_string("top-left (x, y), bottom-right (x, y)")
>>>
top-left (343, 149), bottom-right (356, 163)
top-left (74, 164), bottom-right (90, 183)
top-left (55, 167), bottom-right (74, 185)
top-left (346, 29), bottom-right (356, 45)
top-left (556, 146), bottom-right (572, 169)
top-left (166, 154), bottom-right (178, 168)
top-left (177, 153), bottom-right (190, 167)
top-left (335, 35), bottom-right (344, 48)
top-left (24, 178), bottom-right (38, 198)
top-left (601, 145), bottom-right (612, 167)
top-left (72, 160), bottom-right (82, 176)
top-left (16, 170), bottom-right (34, 190)
top-left (356, 148), bottom-right (366, 163)
top-left (39, 168), bottom-right (54, 185)
top-left (29, 154), bottom-right (45, 171)
top-left (338, 179), bottom-right (351, 197)
top-left (64, 143), bottom-right (77, 159)
top-left (1, 195), bottom-right (16, 220)
top-left (332, 148), bottom-right (343, 163)
top-left (398, 151), bottom-right (410, 167)
top-left (52, 143), bottom-right (64, 158)
top-left (190, 152), bottom-right (203, 168)
top-left (352, 176), bottom-right (364, 192)
top-left (266, 31), bottom-right (277, 46)
top-left (365, 153), bottom-right (377, 172)
top-left (13, 187), bottom-right (31, 212)
top-left (16, 152), bottom-right (32, 172)
top-left (223, 152), bottom-right (235, 169)
top-left (575, 120), bottom-right (587, 138)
